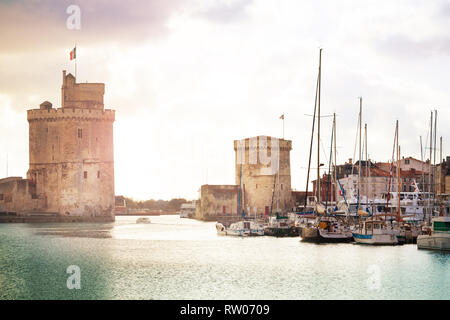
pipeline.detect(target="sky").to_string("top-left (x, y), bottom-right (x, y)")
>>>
top-left (0, 0), bottom-right (449, 200)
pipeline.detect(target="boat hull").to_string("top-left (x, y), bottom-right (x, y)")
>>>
top-left (353, 233), bottom-right (398, 245)
top-left (417, 235), bottom-right (450, 251)
top-left (264, 226), bottom-right (299, 237)
top-left (317, 229), bottom-right (353, 243)
top-left (216, 222), bottom-right (264, 236)
top-left (300, 227), bottom-right (319, 242)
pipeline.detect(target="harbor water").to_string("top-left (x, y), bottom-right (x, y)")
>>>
top-left (0, 215), bottom-right (448, 300)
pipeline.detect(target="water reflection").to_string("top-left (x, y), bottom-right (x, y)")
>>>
top-left (32, 223), bottom-right (115, 238)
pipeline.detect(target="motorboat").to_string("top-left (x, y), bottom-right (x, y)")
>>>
top-left (215, 220), bottom-right (264, 236)
top-left (264, 213), bottom-right (298, 237)
top-left (136, 217), bottom-right (151, 224)
top-left (352, 218), bottom-right (398, 245)
top-left (417, 217), bottom-right (450, 251)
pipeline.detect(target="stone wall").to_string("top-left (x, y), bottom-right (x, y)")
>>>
top-left (0, 177), bottom-right (43, 213)
top-left (195, 185), bottom-right (238, 220)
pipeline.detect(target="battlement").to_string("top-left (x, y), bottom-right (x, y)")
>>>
top-left (27, 107), bottom-right (115, 122)
top-left (233, 136), bottom-right (292, 151)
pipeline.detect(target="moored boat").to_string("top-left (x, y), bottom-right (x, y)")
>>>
top-left (136, 217), bottom-right (151, 224)
top-left (316, 216), bottom-right (353, 242)
top-left (300, 215), bottom-right (352, 243)
top-left (417, 217), bottom-right (450, 251)
top-left (264, 213), bottom-right (298, 237)
top-left (215, 220), bottom-right (264, 236)
top-left (352, 218), bottom-right (398, 245)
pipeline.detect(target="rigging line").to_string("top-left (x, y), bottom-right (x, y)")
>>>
top-left (351, 111), bottom-right (360, 175)
top-left (320, 137), bottom-right (331, 168)
top-left (424, 116), bottom-right (430, 157)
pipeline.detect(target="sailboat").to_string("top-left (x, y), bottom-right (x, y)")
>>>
top-left (353, 120), bottom-right (400, 245)
top-left (264, 150), bottom-right (298, 237)
top-left (299, 49), bottom-right (353, 243)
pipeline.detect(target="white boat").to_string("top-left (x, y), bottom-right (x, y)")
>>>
top-left (216, 222), bottom-right (227, 235)
top-left (264, 213), bottom-right (298, 237)
top-left (180, 201), bottom-right (196, 218)
top-left (417, 217), bottom-right (450, 251)
top-left (316, 216), bottom-right (353, 242)
top-left (136, 217), bottom-right (151, 224)
top-left (300, 215), bottom-right (353, 243)
top-left (215, 220), bottom-right (264, 236)
top-left (352, 219), bottom-right (398, 245)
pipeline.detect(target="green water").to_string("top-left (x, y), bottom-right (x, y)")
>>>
top-left (0, 215), bottom-right (448, 300)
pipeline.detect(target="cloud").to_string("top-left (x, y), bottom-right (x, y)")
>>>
top-left (0, 0), bottom-right (186, 53)
top-left (376, 34), bottom-right (450, 59)
top-left (197, 0), bottom-right (253, 23)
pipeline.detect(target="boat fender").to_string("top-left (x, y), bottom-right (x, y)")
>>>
top-left (427, 228), bottom-right (431, 236)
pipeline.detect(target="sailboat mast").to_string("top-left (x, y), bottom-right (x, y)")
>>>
top-left (317, 48), bottom-right (322, 204)
top-left (365, 123), bottom-right (368, 208)
top-left (433, 110), bottom-right (437, 213)
top-left (304, 75), bottom-right (319, 208)
top-left (428, 111), bottom-right (433, 222)
top-left (434, 110), bottom-right (437, 170)
top-left (420, 136), bottom-right (424, 195)
top-left (440, 136), bottom-right (443, 215)
top-left (397, 124), bottom-right (401, 221)
top-left (326, 120), bottom-right (334, 209)
top-left (357, 97), bottom-right (362, 210)
top-left (334, 113), bottom-right (337, 204)
top-left (277, 159), bottom-right (280, 213)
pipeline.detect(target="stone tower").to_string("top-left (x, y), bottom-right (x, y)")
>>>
top-left (26, 71), bottom-right (115, 220)
top-left (233, 136), bottom-right (292, 215)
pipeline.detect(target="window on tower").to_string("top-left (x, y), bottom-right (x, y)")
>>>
top-left (78, 128), bottom-right (83, 139)
top-left (84, 171), bottom-right (87, 179)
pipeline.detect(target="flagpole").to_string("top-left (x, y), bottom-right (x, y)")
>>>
top-left (283, 117), bottom-right (285, 140)
top-left (75, 44), bottom-right (77, 80)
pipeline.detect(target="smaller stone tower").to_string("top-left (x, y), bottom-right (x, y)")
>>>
top-left (234, 136), bottom-right (293, 215)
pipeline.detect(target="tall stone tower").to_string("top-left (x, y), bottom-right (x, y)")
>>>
top-left (233, 136), bottom-right (292, 215)
top-left (26, 71), bottom-right (115, 220)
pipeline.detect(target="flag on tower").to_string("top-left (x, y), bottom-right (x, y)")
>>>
top-left (70, 47), bottom-right (76, 60)
top-left (280, 114), bottom-right (284, 120)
